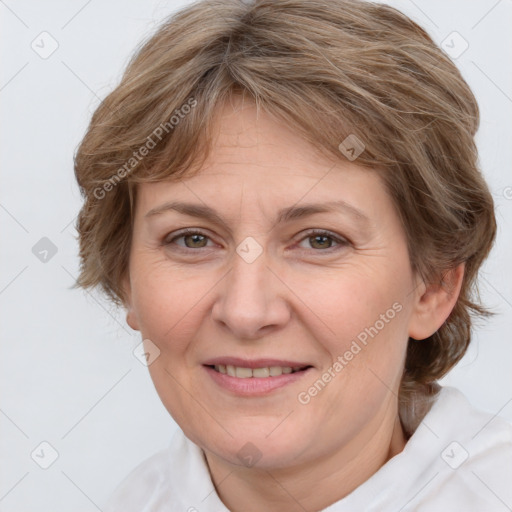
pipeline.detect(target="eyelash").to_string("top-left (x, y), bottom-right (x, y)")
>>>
top-left (163, 228), bottom-right (349, 254)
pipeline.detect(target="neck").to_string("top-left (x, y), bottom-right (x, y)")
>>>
top-left (204, 409), bottom-right (407, 511)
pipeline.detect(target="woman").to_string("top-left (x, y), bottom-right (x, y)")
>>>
top-left (73, 0), bottom-right (512, 510)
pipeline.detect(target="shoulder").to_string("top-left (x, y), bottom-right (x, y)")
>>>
top-left (429, 386), bottom-right (512, 453)
top-left (102, 428), bottom-right (228, 512)
top-left (102, 445), bottom-right (172, 512)
top-left (410, 387), bottom-right (512, 511)
top-left (335, 387), bottom-right (512, 512)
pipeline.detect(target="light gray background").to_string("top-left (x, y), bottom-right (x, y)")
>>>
top-left (1, 1), bottom-right (511, 510)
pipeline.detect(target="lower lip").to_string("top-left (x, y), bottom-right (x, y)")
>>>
top-left (203, 365), bottom-right (312, 396)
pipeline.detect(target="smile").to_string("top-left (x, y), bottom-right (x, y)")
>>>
top-left (211, 364), bottom-right (307, 378)
top-left (203, 360), bottom-right (313, 396)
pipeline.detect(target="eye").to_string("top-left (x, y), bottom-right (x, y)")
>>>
top-left (163, 228), bottom-right (215, 250)
top-left (296, 229), bottom-right (349, 251)
top-left (163, 228), bottom-right (349, 253)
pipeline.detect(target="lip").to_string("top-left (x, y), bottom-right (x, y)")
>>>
top-left (202, 360), bottom-right (313, 396)
top-left (202, 357), bottom-right (312, 369)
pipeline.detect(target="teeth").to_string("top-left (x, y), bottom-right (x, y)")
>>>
top-left (253, 367), bottom-right (270, 378)
top-left (213, 365), bottom-right (304, 377)
top-left (235, 367), bottom-right (253, 378)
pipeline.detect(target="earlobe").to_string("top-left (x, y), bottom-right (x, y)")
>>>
top-left (126, 307), bottom-right (140, 331)
top-left (121, 275), bottom-right (140, 332)
top-left (408, 263), bottom-right (465, 341)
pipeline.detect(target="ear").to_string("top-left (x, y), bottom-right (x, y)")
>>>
top-left (408, 263), bottom-right (465, 341)
top-left (121, 274), bottom-right (140, 332)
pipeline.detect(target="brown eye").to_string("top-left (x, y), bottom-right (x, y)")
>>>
top-left (297, 230), bottom-right (348, 251)
top-left (164, 229), bottom-right (213, 250)
top-left (181, 233), bottom-right (208, 248)
top-left (309, 234), bottom-right (334, 250)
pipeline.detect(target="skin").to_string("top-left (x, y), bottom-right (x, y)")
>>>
top-left (122, 96), bottom-right (464, 511)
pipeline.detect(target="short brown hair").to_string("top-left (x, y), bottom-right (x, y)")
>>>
top-left (73, 0), bottom-right (496, 423)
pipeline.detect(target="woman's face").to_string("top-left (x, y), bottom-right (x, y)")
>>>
top-left (124, 97), bottom-right (422, 469)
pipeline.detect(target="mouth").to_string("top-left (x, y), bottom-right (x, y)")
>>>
top-left (202, 358), bottom-right (314, 396)
top-left (206, 364), bottom-right (311, 378)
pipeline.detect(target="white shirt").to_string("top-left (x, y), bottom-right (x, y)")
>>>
top-left (103, 387), bottom-right (512, 511)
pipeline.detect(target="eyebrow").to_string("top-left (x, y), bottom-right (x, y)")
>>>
top-left (144, 200), bottom-right (369, 227)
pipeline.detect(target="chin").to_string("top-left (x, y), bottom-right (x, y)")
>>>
top-left (195, 417), bottom-right (313, 469)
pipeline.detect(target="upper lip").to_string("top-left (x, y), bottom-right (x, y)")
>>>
top-left (203, 357), bottom-right (312, 369)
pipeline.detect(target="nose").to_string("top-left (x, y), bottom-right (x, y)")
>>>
top-left (211, 247), bottom-right (291, 340)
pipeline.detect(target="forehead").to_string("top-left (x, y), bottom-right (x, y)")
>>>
top-left (200, 98), bottom-right (329, 173)
top-left (176, 98), bottom-right (378, 189)
top-left (135, 97), bottom-right (393, 226)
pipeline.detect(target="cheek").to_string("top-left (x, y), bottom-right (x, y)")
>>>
top-left (312, 275), bottom-right (409, 427)
top-left (299, 265), bottom-right (411, 399)
top-left (130, 259), bottom-right (202, 348)
top-left (292, 266), bottom-right (405, 346)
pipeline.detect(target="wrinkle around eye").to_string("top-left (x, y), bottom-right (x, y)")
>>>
top-left (160, 228), bottom-right (353, 259)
